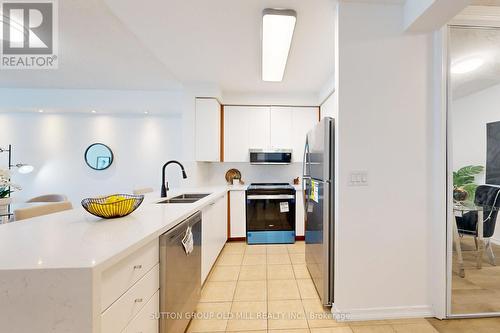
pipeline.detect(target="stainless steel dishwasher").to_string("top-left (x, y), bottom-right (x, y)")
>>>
top-left (159, 211), bottom-right (202, 333)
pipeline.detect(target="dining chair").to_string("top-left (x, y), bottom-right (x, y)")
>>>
top-left (456, 185), bottom-right (500, 266)
top-left (133, 187), bottom-right (154, 195)
top-left (14, 201), bottom-right (73, 221)
top-left (27, 194), bottom-right (68, 203)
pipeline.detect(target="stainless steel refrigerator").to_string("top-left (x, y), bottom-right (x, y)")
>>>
top-left (302, 117), bottom-right (334, 306)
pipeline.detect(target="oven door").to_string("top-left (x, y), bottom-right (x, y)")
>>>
top-left (246, 194), bottom-right (296, 244)
top-left (246, 194), bottom-right (296, 231)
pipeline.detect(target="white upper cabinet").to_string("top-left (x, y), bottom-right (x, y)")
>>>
top-left (224, 106), bottom-right (270, 162)
top-left (291, 107), bottom-right (318, 162)
top-left (195, 98), bottom-right (221, 162)
top-left (223, 105), bottom-right (318, 163)
top-left (270, 107), bottom-right (293, 149)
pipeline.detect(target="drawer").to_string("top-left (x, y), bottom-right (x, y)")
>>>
top-left (101, 240), bottom-right (159, 312)
top-left (101, 264), bottom-right (159, 333)
top-left (123, 290), bottom-right (159, 333)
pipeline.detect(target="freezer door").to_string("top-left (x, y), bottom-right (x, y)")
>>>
top-left (305, 179), bottom-right (333, 306)
top-left (307, 118), bottom-right (333, 182)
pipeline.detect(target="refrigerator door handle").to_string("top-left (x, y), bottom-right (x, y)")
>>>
top-left (302, 137), bottom-right (311, 215)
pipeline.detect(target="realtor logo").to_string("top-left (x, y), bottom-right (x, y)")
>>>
top-left (1, 0), bottom-right (58, 69)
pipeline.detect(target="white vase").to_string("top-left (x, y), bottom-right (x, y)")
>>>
top-left (0, 197), bottom-right (12, 223)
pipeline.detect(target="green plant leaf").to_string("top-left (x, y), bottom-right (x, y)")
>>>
top-left (0, 188), bottom-right (12, 198)
top-left (454, 175), bottom-right (475, 187)
top-left (462, 183), bottom-right (479, 202)
top-left (456, 165), bottom-right (484, 177)
top-left (453, 165), bottom-right (484, 187)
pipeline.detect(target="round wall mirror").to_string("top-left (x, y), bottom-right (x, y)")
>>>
top-left (84, 143), bottom-right (114, 170)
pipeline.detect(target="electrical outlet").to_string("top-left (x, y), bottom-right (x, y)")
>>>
top-left (349, 171), bottom-right (368, 186)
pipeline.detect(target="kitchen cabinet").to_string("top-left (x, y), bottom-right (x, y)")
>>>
top-left (224, 106), bottom-right (270, 162)
top-left (229, 190), bottom-right (246, 238)
top-left (291, 107), bottom-right (319, 163)
top-left (295, 187), bottom-right (305, 237)
top-left (195, 98), bottom-right (221, 162)
top-left (224, 105), bottom-right (318, 162)
top-left (270, 107), bottom-right (293, 148)
top-left (201, 194), bottom-right (228, 283)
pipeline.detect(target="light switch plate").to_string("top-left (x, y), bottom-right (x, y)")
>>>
top-left (349, 171), bottom-right (368, 186)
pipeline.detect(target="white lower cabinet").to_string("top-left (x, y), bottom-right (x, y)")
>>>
top-left (201, 194), bottom-right (228, 283)
top-left (123, 291), bottom-right (159, 333)
top-left (295, 188), bottom-right (305, 237)
top-left (229, 190), bottom-right (246, 239)
top-left (101, 264), bottom-right (159, 333)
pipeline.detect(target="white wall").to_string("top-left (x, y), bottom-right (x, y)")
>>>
top-left (0, 89), bottom-right (187, 205)
top-left (0, 88), bottom-right (184, 114)
top-left (452, 83), bottom-right (500, 177)
top-left (335, 1), bottom-right (437, 320)
top-left (196, 162), bottom-right (302, 186)
top-left (320, 91), bottom-right (337, 120)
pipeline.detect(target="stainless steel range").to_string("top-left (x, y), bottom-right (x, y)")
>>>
top-left (246, 183), bottom-right (296, 244)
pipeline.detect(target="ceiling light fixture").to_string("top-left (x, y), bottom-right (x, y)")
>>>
top-left (91, 110), bottom-right (97, 114)
top-left (262, 8), bottom-right (297, 82)
top-left (38, 109), bottom-right (44, 113)
top-left (451, 57), bottom-right (485, 74)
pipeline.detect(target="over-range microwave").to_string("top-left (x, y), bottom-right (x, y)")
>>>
top-left (249, 149), bottom-right (292, 165)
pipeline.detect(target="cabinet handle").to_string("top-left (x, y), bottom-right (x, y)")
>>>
top-left (133, 265), bottom-right (142, 270)
top-left (134, 298), bottom-right (143, 303)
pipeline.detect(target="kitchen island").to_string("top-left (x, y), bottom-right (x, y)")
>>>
top-left (0, 187), bottom-right (228, 333)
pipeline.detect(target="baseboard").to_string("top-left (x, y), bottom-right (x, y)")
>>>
top-left (490, 237), bottom-right (500, 246)
top-left (228, 236), bottom-right (305, 242)
top-left (331, 304), bottom-right (434, 322)
top-left (227, 237), bottom-right (246, 242)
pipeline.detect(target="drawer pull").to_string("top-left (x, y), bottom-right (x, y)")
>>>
top-left (134, 298), bottom-right (143, 303)
top-left (133, 265), bottom-right (143, 270)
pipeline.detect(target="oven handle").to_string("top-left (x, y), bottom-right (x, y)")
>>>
top-left (247, 195), bottom-right (295, 200)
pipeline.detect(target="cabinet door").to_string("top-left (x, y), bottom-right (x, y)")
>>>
top-left (248, 106), bottom-right (271, 150)
top-left (201, 204), bottom-right (214, 283)
top-left (214, 194), bottom-right (228, 255)
top-left (229, 191), bottom-right (246, 238)
top-left (195, 98), bottom-right (221, 162)
top-left (295, 189), bottom-right (305, 237)
top-left (201, 195), bottom-right (228, 283)
top-left (270, 107), bottom-right (293, 149)
top-left (291, 107), bottom-right (319, 163)
top-left (224, 106), bottom-right (270, 162)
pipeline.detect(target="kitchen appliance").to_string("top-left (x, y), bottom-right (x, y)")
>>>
top-left (303, 117), bottom-right (335, 306)
top-left (159, 211), bottom-right (202, 333)
top-left (246, 183), bottom-right (296, 244)
top-left (249, 148), bottom-right (292, 165)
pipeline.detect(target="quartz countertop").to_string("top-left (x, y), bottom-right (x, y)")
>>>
top-left (0, 187), bottom-right (228, 271)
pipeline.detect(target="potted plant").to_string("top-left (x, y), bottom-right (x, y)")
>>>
top-left (0, 169), bottom-right (21, 222)
top-left (453, 165), bottom-right (484, 203)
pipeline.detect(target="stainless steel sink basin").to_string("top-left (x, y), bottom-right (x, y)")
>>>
top-left (157, 193), bottom-right (211, 204)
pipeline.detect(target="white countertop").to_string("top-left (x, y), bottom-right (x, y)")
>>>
top-left (0, 187), bottom-right (227, 271)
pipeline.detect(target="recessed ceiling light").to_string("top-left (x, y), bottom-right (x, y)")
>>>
top-left (262, 8), bottom-right (297, 82)
top-left (144, 111), bottom-right (149, 115)
top-left (38, 109), bottom-right (44, 113)
top-left (91, 110), bottom-right (97, 114)
top-left (451, 57), bottom-right (485, 74)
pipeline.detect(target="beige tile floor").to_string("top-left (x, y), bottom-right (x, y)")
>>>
top-left (187, 241), bottom-right (440, 333)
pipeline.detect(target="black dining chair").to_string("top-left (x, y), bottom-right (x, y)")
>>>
top-left (456, 185), bottom-right (500, 266)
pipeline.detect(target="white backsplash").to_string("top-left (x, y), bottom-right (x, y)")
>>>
top-left (196, 162), bottom-right (303, 186)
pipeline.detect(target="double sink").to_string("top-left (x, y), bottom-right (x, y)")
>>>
top-left (157, 193), bottom-right (210, 204)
